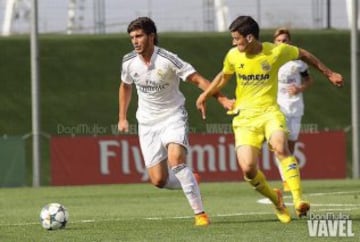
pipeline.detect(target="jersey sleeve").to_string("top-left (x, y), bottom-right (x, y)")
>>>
top-left (176, 61), bottom-right (196, 82)
top-left (121, 52), bottom-right (136, 84)
top-left (298, 60), bottom-right (309, 73)
top-left (280, 43), bottom-right (300, 63)
top-left (161, 49), bottom-right (196, 81)
top-left (222, 49), bottom-right (236, 75)
top-left (120, 64), bottom-right (133, 84)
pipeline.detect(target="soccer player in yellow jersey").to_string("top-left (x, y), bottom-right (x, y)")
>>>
top-left (196, 16), bottom-right (344, 223)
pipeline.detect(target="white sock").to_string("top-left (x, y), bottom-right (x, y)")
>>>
top-left (275, 156), bottom-right (285, 181)
top-left (164, 168), bottom-right (181, 189)
top-left (172, 164), bottom-right (204, 214)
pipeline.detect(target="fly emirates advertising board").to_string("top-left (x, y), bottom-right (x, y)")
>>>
top-left (50, 132), bottom-right (346, 185)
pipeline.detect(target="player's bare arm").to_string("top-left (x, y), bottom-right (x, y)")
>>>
top-left (298, 48), bottom-right (344, 87)
top-left (187, 72), bottom-right (234, 109)
top-left (118, 82), bottom-right (132, 132)
top-left (196, 71), bottom-right (233, 119)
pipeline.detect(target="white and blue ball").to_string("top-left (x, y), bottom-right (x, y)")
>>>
top-left (40, 203), bottom-right (69, 230)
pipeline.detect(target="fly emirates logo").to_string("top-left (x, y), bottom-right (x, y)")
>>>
top-left (98, 135), bottom-right (307, 181)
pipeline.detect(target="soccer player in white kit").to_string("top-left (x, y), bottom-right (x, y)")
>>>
top-left (118, 17), bottom-right (233, 226)
top-left (273, 28), bottom-right (314, 192)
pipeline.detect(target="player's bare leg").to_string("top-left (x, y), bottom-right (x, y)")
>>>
top-left (237, 145), bottom-right (291, 223)
top-left (148, 160), bottom-right (175, 188)
top-left (271, 131), bottom-right (310, 217)
top-left (168, 143), bottom-right (209, 226)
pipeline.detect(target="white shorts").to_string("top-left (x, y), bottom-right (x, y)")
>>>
top-left (138, 111), bottom-right (189, 168)
top-left (286, 116), bottom-right (302, 141)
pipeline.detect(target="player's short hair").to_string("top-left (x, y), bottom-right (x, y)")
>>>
top-left (273, 27), bottom-right (292, 41)
top-left (229, 16), bottom-right (259, 39)
top-left (127, 17), bottom-right (159, 45)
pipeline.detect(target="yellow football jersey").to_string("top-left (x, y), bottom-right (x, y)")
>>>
top-left (223, 42), bottom-right (299, 110)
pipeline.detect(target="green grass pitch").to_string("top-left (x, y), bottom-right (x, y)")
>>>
top-left (1, 179), bottom-right (359, 241)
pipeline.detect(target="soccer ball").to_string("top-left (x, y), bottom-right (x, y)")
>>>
top-left (40, 203), bottom-right (69, 230)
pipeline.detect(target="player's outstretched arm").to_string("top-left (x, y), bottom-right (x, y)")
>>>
top-left (118, 82), bottom-right (132, 132)
top-left (298, 48), bottom-right (344, 87)
top-left (187, 72), bottom-right (235, 119)
top-left (195, 71), bottom-right (232, 119)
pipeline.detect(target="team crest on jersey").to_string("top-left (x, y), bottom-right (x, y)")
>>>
top-left (261, 61), bottom-right (271, 72)
top-left (157, 69), bottom-right (165, 78)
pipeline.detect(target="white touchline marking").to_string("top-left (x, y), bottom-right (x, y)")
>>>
top-left (81, 219), bottom-right (95, 223)
top-left (215, 211), bottom-right (273, 217)
top-left (301, 190), bottom-right (360, 197)
top-left (0, 219), bottom-right (98, 227)
top-left (1, 211), bottom-right (275, 227)
top-left (310, 204), bottom-right (360, 207)
top-left (144, 211), bottom-right (274, 221)
top-left (1, 222), bottom-right (39, 226)
top-left (316, 208), bottom-right (354, 212)
top-left (1, 211), bottom-right (277, 227)
top-left (257, 190), bottom-right (360, 209)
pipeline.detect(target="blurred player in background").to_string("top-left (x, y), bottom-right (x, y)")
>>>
top-left (273, 28), bottom-right (314, 192)
top-left (118, 17), bottom-right (233, 226)
top-left (196, 16), bottom-right (344, 223)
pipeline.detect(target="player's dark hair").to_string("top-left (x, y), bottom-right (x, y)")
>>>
top-left (127, 17), bottom-right (158, 45)
top-left (229, 16), bottom-right (259, 39)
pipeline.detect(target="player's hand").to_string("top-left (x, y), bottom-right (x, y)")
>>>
top-left (196, 93), bottom-right (208, 120)
top-left (287, 84), bottom-right (301, 95)
top-left (118, 119), bottom-right (129, 132)
top-left (328, 72), bottom-right (344, 87)
top-left (217, 96), bottom-right (236, 111)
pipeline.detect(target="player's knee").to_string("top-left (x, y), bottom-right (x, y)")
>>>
top-left (274, 147), bottom-right (287, 157)
top-left (276, 147), bottom-right (291, 158)
top-left (271, 141), bottom-right (290, 157)
top-left (270, 131), bottom-right (289, 154)
top-left (241, 163), bottom-right (257, 178)
top-left (150, 177), bottom-right (167, 188)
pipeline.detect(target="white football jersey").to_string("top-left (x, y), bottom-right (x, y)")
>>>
top-left (277, 60), bottom-right (309, 117)
top-left (121, 46), bottom-right (196, 124)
